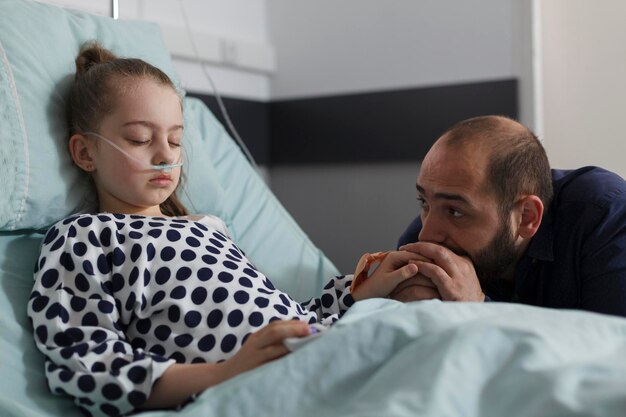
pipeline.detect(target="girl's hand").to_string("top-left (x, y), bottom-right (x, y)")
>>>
top-left (351, 250), bottom-right (424, 301)
top-left (143, 320), bottom-right (310, 409)
top-left (220, 320), bottom-right (310, 379)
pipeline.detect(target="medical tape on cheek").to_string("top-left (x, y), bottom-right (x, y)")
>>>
top-left (83, 132), bottom-right (183, 173)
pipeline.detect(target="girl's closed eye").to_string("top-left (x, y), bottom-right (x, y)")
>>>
top-left (126, 137), bottom-right (151, 146)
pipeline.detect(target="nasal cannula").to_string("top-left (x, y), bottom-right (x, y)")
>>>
top-left (83, 132), bottom-right (183, 173)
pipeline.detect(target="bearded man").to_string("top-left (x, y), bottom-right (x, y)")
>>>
top-left (393, 115), bottom-right (626, 317)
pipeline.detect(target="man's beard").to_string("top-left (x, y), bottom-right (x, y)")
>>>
top-left (451, 217), bottom-right (520, 291)
top-left (472, 218), bottom-right (520, 290)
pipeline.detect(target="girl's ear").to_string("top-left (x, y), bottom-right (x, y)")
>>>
top-left (68, 134), bottom-right (96, 172)
top-left (516, 195), bottom-right (544, 239)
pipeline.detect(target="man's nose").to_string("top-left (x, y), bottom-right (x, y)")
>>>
top-left (418, 212), bottom-right (446, 243)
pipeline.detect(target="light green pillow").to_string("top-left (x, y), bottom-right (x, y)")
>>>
top-left (0, 0), bottom-right (187, 231)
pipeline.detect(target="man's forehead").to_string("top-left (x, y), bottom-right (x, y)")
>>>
top-left (421, 141), bottom-right (488, 179)
top-left (417, 143), bottom-right (494, 201)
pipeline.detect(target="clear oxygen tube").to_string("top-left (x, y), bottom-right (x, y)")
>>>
top-left (83, 132), bottom-right (183, 173)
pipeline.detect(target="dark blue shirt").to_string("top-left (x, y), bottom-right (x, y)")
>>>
top-left (398, 167), bottom-right (626, 317)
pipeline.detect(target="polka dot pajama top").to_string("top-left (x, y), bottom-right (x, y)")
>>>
top-left (27, 213), bottom-right (355, 417)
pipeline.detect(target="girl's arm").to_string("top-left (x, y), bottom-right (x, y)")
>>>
top-left (142, 320), bottom-right (310, 409)
top-left (28, 218), bottom-right (175, 416)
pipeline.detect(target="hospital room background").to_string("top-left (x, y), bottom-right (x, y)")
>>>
top-left (38, 0), bottom-right (626, 274)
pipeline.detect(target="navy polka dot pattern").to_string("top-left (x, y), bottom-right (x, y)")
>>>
top-left (28, 213), bottom-right (354, 417)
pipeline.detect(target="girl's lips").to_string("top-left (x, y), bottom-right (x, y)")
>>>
top-left (149, 175), bottom-right (172, 186)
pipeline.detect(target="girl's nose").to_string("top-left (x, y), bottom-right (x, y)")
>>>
top-left (151, 136), bottom-right (179, 166)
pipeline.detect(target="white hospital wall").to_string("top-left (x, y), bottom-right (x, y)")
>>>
top-left (266, 0), bottom-right (533, 272)
top-left (540, 0), bottom-right (626, 178)
top-left (267, 0), bottom-right (534, 127)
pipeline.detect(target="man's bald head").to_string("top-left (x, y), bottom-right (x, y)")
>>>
top-left (435, 115), bottom-right (553, 215)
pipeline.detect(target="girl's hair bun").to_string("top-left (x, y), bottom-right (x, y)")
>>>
top-left (74, 41), bottom-right (117, 79)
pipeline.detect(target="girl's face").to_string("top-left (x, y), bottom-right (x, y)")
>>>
top-left (89, 77), bottom-right (183, 216)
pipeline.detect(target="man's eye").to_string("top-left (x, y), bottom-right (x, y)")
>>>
top-left (417, 197), bottom-right (429, 210)
top-left (448, 208), bottom-right (464, 218)
top-left (168, 141), bottom-right (181, 148)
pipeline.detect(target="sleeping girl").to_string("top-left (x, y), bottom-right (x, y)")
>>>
top-left (27, 42), bottom-right (424, 417)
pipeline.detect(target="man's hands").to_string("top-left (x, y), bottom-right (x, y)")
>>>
top-left (352, 251), bottom-right (427, 301)
top-left (388, 274), bottom-right (441, 302)
top-left (399, 242), bottom-right (485, 302)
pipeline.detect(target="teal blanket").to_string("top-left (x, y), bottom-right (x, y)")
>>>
top-left (143, 299), bottom-right (626, 417)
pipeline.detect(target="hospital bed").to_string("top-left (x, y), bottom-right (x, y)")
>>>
top-left (1, 1), bottom-right (626, 416)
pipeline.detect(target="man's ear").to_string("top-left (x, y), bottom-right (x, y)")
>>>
top-left (516, 195), bottom-right (544, 239)
top-left (68, 134), bottom-right (96, 172)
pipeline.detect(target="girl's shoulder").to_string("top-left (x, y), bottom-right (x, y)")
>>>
top-left (44, 213), bottom-right (143, 237)
top-left (44, 212), bottom-right (231, 241)
top-left (40, 213), bottom-right (103, 247)
top-left (46, 213), bottom-right (99, 232)
top-left (49, 213), bottom-right (127, 231)
top-left (180, 214), bottom-right (231, 237)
